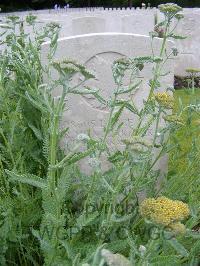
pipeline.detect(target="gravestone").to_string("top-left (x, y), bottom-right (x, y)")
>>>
top-left (42, 33), bottom-right (174, 171)
top-left (122, 13), bottom-right (154, 35)
top-left (42, 33), bottom-right (174, 173)
top-left (72, 16), bottom-right (106, 35)
top-left (175, 12), bottom-right (200, 75)
top-left (1, 8), bottom-right (200, 77)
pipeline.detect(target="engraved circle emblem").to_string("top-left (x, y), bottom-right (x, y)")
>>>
top-left (80, 52), bottom-right (125, 111)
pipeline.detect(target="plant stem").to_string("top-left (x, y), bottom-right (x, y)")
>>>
top-left (48, 88), bottom-right (66, 192)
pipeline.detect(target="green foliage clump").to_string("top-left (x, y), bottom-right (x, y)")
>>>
top-left (0, 4), bottom-right (200, 266)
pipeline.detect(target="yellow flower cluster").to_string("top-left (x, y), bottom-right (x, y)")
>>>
top-left (154, 92), bottom-right (174, 109)
top-left (168, 222), bottom-right (186, 235)
top-left (139, 196), bottom-right (190, 234)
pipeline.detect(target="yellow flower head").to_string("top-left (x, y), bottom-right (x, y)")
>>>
top-left (139, 196), bottom-right (190, 226)
top-left (168, 222), bottom-right (186, 235)
top-left (154, 92), bottom-right (174, 109)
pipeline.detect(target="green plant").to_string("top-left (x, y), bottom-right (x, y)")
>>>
top-left (185, 68), bottom-right (200, 94)
top-left (0, 4), bottom-right (200, 266)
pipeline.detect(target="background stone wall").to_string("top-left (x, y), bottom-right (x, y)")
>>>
top-left (1, 7), bottom-right (200, 75)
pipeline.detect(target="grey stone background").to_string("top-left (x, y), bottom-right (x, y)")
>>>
top-left (1, 7), bottom-right (200, 76)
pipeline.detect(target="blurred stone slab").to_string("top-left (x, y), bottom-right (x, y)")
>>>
top-left (122, 13), bottom-right (154, 35)
top-left (42, 33), bottom-right (174, 173)
top-left (175, 12), bottom-right (200, 76)
top-left (72, 16), bottom-right (106, 35)
top-left (2, 7), bottom-right (200, 78)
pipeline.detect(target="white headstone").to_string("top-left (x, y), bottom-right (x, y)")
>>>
top-left (175, 12), bottom-right (200, 75)
top-left (42, 33), bottom-right (174, 173)
top-left (122, 14), bottom-right (154, 35)
top-left (72, 16), bottom-right (106, 35)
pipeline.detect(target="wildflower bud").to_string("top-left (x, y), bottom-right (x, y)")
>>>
top-left (172, 47), bottom-right (178, 56)
top-left (136, 63), bottom-right (144, 71)
top-left (154, 92), bottom-right (174, 109)
top-left (175, 13), bottom-right (184, 20)
top-left (158, 3), bottom-right (182, 16)
top-left (139, 245), bottom-right (146, 256)
top-left (88, 157), bottom-right (100, 168)
top-left (153, 56), bottom-right (163, 63)
top-left (77, 133), bottom-right (90, 142)
top-left (168, 222), bottom-right (186, 235)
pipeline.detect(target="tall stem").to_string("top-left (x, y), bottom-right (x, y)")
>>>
top-left (48, 88), bottom-right (66, 192)
top-left (148, 19), bottom-right (170, 101)
top-left (134, 19), bottom-right (169, 136)
top-left (103, 85), bottom-right (120, 143)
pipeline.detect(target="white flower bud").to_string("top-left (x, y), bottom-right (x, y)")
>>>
top-left (77, 133), bottom-right (90, 142)
top-left (88, 158), bottom-right (100, 168)
top-left (139, 245), bottom-right (146, 256)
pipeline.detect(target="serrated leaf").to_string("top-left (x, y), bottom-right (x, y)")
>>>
top-left (150, 255), bottom-right (179, 265)
top-left (76, 212), bottom-right (99, 231)
top-left (71, 86), bottom-right (98, 95)
top-left (110, 105), bottom-right (125, 130)
top-left (52, 147), bottom-right (94, 169)
top-left (111, 213), bottom-right (132, 223)
top-left (28, 123), bottom-right (43, 141)
top-left (60, 240), bottom-right (75, 260)
top-left (167, 238), bottom-right (189, 257)
top-left (108, 151), bottom-right (124, 163)
top-left (66, 148), bottom-right (94, 165)
top-left (115, 100), bottom-right (138, 115)
top-left (117, 81), bottom-right (141, 95)
top-left (6, 170), bottom-right (47, 189)
top-left (0, 24), bottom-right (13, 29)
top-left (169, 34), bottom-right (187, 40)
top-left (25, 91), bottom-right (49, 114)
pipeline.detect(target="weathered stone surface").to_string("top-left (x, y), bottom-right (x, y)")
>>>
top-left (72, 16), bottom-right (106, 35)
top-left (175, 13), bottom-right (200, 75)
top-left (38, 9), bottom-right (200, 76)
top-left (3, 7), bottom-right (200, 76)
top-left (122, 13), bottom-right (154, 35)
top-left (42, 33), bottom-right (174, 173)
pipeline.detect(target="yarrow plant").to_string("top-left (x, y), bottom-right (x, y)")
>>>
top-left (158, 3), bottom-right (182, 17)
top-left (139, 196), bottom-right (190, 233)
top-left (154, 92), bottom-right (174, 109)
top-left (0, 3), bottom-right (200, 266)
top-left (163, 114), bottom-right (184, 125)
